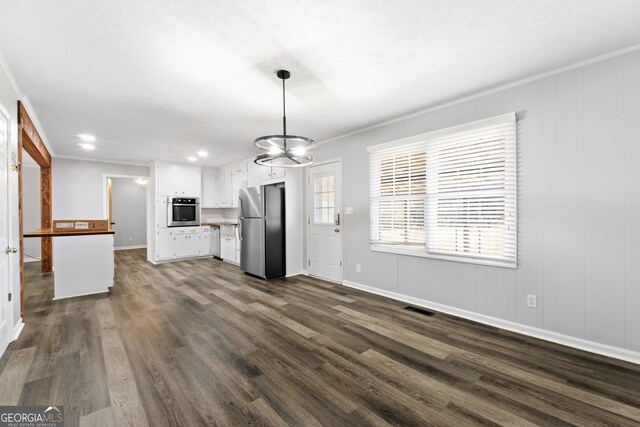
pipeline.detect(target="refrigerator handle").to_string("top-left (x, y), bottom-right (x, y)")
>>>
top-left (238, 196), bottom-right (243, 241)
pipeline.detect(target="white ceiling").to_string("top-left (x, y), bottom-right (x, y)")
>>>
top-left (1, 1), bottom-right (639, 167)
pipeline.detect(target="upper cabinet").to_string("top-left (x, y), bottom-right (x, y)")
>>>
top-left (230, 171), bottom-right (248, 208)
top-left (157, 163), bottom-right (201, 197)
top-left (216, 162), bottom-right (248, 207)
top-left (217, 167), bottom-right (232, 207)
top-left (248, 161), bottom-right (286, 187)
top-left (201, 167), bottom-right (218, 208)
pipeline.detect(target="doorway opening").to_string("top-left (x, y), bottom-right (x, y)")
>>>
top-left (103, 175), bottom-right (148, 251)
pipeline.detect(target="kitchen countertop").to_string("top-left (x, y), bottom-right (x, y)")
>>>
top-left (25, 228), bottom-right (115, 238)
top-left (201, 222), bottom-right (238, 227)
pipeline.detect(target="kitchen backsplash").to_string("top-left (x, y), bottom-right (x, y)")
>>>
top-left (201, 207), bottom-right (238, 223)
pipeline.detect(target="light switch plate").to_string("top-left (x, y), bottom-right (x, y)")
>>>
top-left (345, 207), bottom-right (354, 215)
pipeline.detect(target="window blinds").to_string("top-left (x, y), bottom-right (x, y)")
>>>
top-left (369, 113), bottom-right (517, 266)
top-left (370, 141), bottom-right (427, 246)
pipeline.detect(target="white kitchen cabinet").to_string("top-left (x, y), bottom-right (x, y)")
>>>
top-left (180, 166), bottom-right (201, 197)
top-left (156, 197), bottom-right (168, 228)
top-left (200, 227), bottom-right (211, 256)
top-left (157, 163), bottom-right (181, 196)
top-left (220, 235), bottom-right (237, 263)
top-left (217, 167), bottom-right (232, 207)
top-left (201, 168), bottom-right (218, 208)
top-left (156, 229), bottom-right (174, 260)
top-left (174, 233), bottom-right (200, 258)
top-left (231, 172), bottom-right (248, 208)
top-left (157, 163), bottom-right (201, 197)
top-left (271, 166), bottom-right (285, 180)
top-left (247, 161), bottom-right (285, 186)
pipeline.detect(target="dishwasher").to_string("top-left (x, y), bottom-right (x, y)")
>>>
top-left (210, 226), bottom-right (221, 259)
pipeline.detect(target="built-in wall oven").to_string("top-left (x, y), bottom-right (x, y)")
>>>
top-left (167, 197), bottom-right (200, 227)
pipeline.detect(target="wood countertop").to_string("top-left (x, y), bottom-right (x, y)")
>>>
top-left (201, 222), bottom-right (238, 227)
top-left (24, 228), bottom-right (115, 238)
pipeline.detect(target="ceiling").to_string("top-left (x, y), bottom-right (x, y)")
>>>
top-left (1, 1), bottom-right (639, 167)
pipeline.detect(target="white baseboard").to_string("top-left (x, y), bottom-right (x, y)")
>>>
top-left (12, 321), bottom-right (25, 341)
top-left (342, 279), bottom-right (640, 366)
top-left (52, 288), bottom-right (110, 301)
top-left (114, 245), bottom-right (147, 251)
top-left (149, 254), bottom-right (213, 265)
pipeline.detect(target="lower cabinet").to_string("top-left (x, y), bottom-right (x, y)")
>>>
top-left (200, 227), bottom-right (211, 256)
top-left (174, 234), bottom-right (200, 258)
top-left (157, 229), bottom-right (174, 260)
top-left (156, 228), bottom-right (205, 261)
top-left (220, 235), bottom-right (237, 263)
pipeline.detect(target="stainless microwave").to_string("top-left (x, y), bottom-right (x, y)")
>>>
top-left (167, 197), bottom-right (200, 227)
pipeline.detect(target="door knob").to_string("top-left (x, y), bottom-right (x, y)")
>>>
top-left (5, 247), bottom-right (18, 254)
top-left (334, 228), bottom-right (340, 233)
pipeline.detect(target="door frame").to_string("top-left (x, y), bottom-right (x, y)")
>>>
top-left (306, 158), bottom-right (343, 284)
top-left (0, 103), bottom-right (12, 353)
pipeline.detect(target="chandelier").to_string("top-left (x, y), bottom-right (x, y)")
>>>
top-left (254, 70), bottom-right (315, 167)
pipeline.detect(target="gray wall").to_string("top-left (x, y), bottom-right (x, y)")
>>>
top-left (308, 50), bottom-right (640, 353)
top-left (111, 177), bottom-right (147, 248)
top-left (52, 158), bottom-right (149, 218)
top-left (22, 164), bottom-right (40, 260)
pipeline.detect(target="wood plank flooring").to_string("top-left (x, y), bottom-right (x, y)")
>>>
top-left (1, 249), bottom-right (640, 426)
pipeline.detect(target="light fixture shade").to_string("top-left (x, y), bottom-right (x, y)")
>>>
top-left (253, 70), bottom-right (315, 168)
top-left (254, 135), bottom-right (316, 151)
top-left (254, 152), bottom-right (314, 167)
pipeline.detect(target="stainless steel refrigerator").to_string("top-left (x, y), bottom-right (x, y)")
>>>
top-left (238, 184), bottom-right (285, 279)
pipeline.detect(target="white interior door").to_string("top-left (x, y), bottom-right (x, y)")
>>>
top-left (0, 110), bottom-right (11, 355)
top-left (308, 161), bottom-right (342, 283)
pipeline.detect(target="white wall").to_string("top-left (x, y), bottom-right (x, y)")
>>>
top-left (308, 49), bottom-right (640, 357)
top-left (111, 177), bottom-right (147, 248)
top-left (52, 158), bottom-right (148, 219)
top-left (0, 58), bottom-right (21, 334)
top-left (22, 164), bottom-right (40, 260)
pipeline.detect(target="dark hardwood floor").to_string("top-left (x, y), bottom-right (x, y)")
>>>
top-left (1, 249), bottom-right (640, 426)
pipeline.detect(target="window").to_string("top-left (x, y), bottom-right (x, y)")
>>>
top-left (313, 175), bottom-right (335, 224)
top-left (369, 113), bottom-right (517, 268)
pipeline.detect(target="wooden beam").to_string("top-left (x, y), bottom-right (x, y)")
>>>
top-left (40, 167), bottom-right (52, 273)
top-left (18, 102), bottom-right (50, 168)
top-left (17, 100), bottom-right (53, 319)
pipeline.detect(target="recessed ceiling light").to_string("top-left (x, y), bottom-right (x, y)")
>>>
top-left (187, 156), bottom-right (197, 162)
top-left (77, 134), bottom-right (96, 142)
top-left (197, 151), bottom-right (208, 157)
top-left (78, 143), bottom-right (95, 150)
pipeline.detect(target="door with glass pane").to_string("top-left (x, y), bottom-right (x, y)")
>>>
top-left (308, 161), bottom-right (342, 282)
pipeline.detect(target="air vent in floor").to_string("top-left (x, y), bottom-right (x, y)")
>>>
top-left (404, 306), bottom-right (435, 317)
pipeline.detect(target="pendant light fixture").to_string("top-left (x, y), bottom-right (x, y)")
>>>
top-left (254, 70), bottom-right (315, 167)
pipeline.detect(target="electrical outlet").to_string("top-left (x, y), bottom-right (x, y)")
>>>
top-left (527, 294), bottom-right (537, 308)
top-left (356, 263), bottom-right (361, 273)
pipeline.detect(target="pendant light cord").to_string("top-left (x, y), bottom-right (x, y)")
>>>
top-left (282, 76), bottom-right (287, 136)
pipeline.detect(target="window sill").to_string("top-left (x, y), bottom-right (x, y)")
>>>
top-left (370, 244), bottom-right (517, 269)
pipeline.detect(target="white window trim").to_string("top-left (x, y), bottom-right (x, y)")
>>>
top-left (370, 244), bottom-right (517, 269)
top-left (368, 112), bottom-right (518, 269)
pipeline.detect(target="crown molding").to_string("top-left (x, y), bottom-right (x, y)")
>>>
top-left (54, 154), bottom-right (151, 167)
